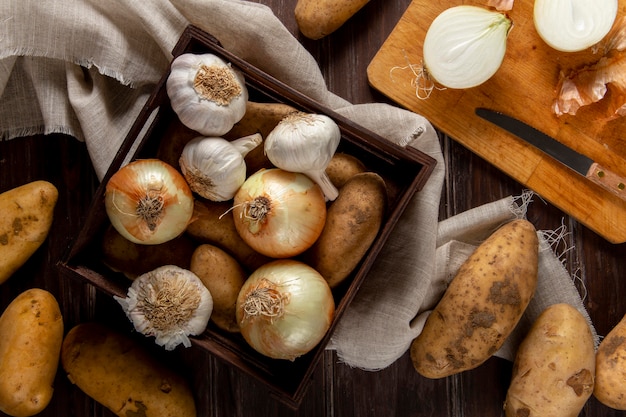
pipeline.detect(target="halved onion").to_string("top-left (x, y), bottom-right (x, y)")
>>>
top-left (105, 159), bottom-right (194, 245)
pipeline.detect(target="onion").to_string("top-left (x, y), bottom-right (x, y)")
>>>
top-left (534, 0), bottom-right (618, 52)
top-left (236, 259), bottom-right (335, 361)
top-left (423, 5), bottom-right (512, 89)
top-left (105, 159), bottom-right (194, 245)
top-left (232, 168), bottom-right (326, 258)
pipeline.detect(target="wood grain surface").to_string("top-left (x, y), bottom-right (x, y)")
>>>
top-left (1, 1), bottom-right (626, 416)
top-left (367, 0), bottom-right (626, 243)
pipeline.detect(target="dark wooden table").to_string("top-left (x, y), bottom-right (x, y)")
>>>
top-left (1, 1), bottom-right (625, 416)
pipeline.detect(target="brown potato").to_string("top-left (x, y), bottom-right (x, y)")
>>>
top-left (303, 172), bottom-right (386, 288)
top-left (325, 152), bottom-right (366, 189)
top-left (504, 303), bottom-right (596, 417)
top-left (155, 117), bottom-right (198, 170)
top-left (411, 219), bottom-right (539, 379)
top-left (295, 0), bottom-right (371, 39)
top-left (101, 226), bottom-right (196, 280)
top-left (0, 180), bottom-right (58, 284)
top-left (185, 199), bottom-right (271, 272)
top-left (190, 244), bottom-right (247, 333)
top-left (594, 312), bottom-right (626, 410)
top-left (61, 322), bottom-right (196, 417)
top-left (0, 289), bottom-right (63, 417)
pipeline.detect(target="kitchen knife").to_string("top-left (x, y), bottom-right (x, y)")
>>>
top-left (475, 107), bottom-right (626, 202)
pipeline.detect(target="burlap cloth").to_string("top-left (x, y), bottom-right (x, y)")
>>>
top-left (0, 0), bottom-right (596, 371)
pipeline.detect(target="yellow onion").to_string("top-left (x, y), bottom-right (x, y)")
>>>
top-left (236, 259), bottom-right (335, 361)
top-left (232, 168), bottom-right (326, 258)
top-left (105, 159), bottom-right (194, 245)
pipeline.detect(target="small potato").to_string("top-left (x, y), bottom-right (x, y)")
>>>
top-left (101, 225), bottom-right (196, 280)
top-left (295, 0), bottom-right (371, 39)
top-left (186, 199), bottom-right (271, 272)
top-left (0, 288), bottom-right (63, 417)
top-left (61, 322), bottom-right (196, 417)
top-left (504, 303), bottom-right (596, 417)
top-left (411, 219), bottom-right (538, 379)
top-left (303, 172), bottom-right (386, 288)
top-left (325, 153), bottom-right (366, 189)
top-left (593, 312), bottom-right (626, 410)
top-left (0, 181), bottom-right (58, 284)
top-left (190, 244), bottom-right (247, 333)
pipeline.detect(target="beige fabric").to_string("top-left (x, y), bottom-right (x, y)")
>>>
top-left (1, 0), bottom-right (594, 371)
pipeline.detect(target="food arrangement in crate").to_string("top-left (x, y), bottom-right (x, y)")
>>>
top-left (58, 25), bottom-right (435, 407)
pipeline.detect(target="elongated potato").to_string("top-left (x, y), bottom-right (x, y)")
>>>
top-left (504, 303), bottom-right (596, 417)
top-left (325, 152), bottom-right (366, 189)
top-left (190, 244), bottom-right (247, 333)
top-left (0, 181), bottom-right (58, 284)
top-left (295, 0), bottom-right (371, 40)
top-left (186, 199), bottom-right (271, 272)
top-left (0, 289), bottom-right (63, 417)
top-left (594, 312), bottom-right (626, 410)
top-left (303, 172), bottom-right (386, 288)
top-left (61, 322), bottom-right (196, 417)
top-left (411, 219), bottom-right (539, 379)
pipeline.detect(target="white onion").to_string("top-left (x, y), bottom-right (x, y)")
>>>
top-left (232, 168), bottom-right (327, 258)
top-left (105, 159), bottom-right (194, 245)
top-left (236, 259), bottom-right (335, 361)
top-left (423, 5), bottom-right (512, 89)
top-left (534, 0), bottom-right (618, 52)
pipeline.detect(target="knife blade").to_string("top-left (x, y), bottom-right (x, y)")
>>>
top-left (475, 107), bottom-right (626, 202)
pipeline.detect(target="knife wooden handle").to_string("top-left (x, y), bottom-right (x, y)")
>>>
top-left (586, 163), bottom-right (626, 202)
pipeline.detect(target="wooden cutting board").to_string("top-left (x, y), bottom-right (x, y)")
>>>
top-left (367, 0), bottom-right (626, 243)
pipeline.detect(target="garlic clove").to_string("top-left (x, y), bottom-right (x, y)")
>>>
top-left (166, 53), bottom-right (248, 136)
top-left (264, 112), bottom-right (341, 201)
top-left (114, 265), bottom-right (213, 351)
top-left (179, 133), bottom-right (262, 201)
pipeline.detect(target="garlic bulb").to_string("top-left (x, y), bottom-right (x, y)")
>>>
top-left (179, 133), bottom-right (262, 201)
top-left (166, 53), bottom-right (248, 136)
top-left (264, 112), bottom-right (341, 201)
top-left (534, 0), bottom-right (618, 52)
top-left (114, 265), bottom-right (213, 351)
top-left (423, 5), bottom-right (512, 89)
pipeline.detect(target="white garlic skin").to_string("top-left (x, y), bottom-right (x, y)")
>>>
top-left (166, 53), bottom-right (248, 136)
top-left (179, 134), bottom-right (262, 201)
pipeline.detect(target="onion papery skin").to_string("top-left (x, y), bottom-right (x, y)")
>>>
top-left (534, 0), bottom-right (618, 52)
top-left (423, 5), bottom-right (512, 89)
top-left (236, 260), bottom-right (335, 361)
top-left (105, 159), bottom-right (194, 245)
top-left (232, 168), bottom-right (327, 258)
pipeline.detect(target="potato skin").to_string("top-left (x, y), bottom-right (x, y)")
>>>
top-left (325, 153), bottom-right (366, 189)
top-left (61, 322), bottom-right (196, 417)
top-left (303, 172), bottom-right (386, 288)
top-left (411, 219), bottom-right (538, 379)
top-left (0, 181), bottom-right (58, 284)
top-left (504, 303), bottom-right (596, 417)
top-left (0, 288), bottom-right (63, 417)
top-left (295, 0), bottom-right (371, 40)
top-left (594, 312), bottom-right (626, 410)
top-left (190, 244), bottom-right (247, 333)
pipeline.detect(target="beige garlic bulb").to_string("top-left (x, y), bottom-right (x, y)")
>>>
top-left (114, 265), bottom-right (213, 351)
top-left (179, 133), bottom-right (262, 201)
top-left (166, 53), bottom-right (248, 136)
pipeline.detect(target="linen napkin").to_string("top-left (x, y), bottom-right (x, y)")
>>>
top-left (0, 0), bottom-right (594, 371)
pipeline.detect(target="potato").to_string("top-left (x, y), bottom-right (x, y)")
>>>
top-left (325, 152), bottom-right (366, 189)
top-left (190, 244), bottom-right (247, 333)
top-left (101, 225), bottom-right (196, 280)
top-left (186, 199), bottom-right (271, 272)
top-left (61, 322), bottom-right (196, 417)
top-left (303, 172), bottom-right (386, 288)
top-left (593, 312), bottom-right (626, 410)
top-left (410, 219), bottom-right (538, 379)
top-left (155, 117), bottom-right (198, 169)
top-left (504, 303), bottom-right (596, 417)
top-left (0, 181), bottom-right (58, 284)
top-left (295, 0), bottom-right (371, 40)
top-left (0, 289), bottom-right (63, 417)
